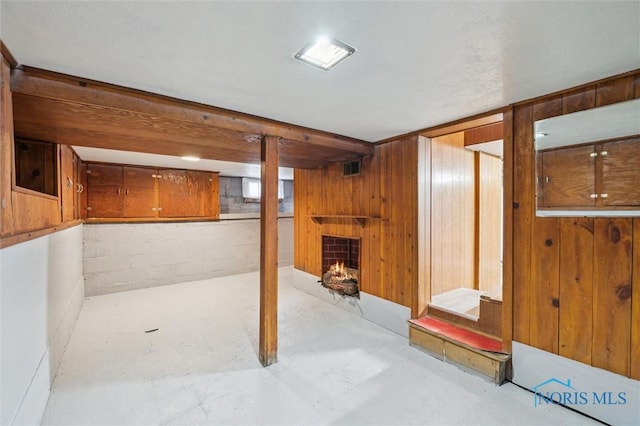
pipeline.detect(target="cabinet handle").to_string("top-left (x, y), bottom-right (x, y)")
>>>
top-left (545, 176), bottom-right (550, 184)
top-left (589, 152), bottom-right (598, 158)
top-left (600, 151), bottom-right (608, 156)
top-left (76, 183), bottom-right (84, 193)
top-left (590, 193), bottom-right (598, 199)
top-left (600, 193), bottom-right (608, 198)
top-left (117, 187), bottom-right (121, 195)
top-left (66, 177), bottom-right (73, 189)
top-left (126, 188), bottom-right (129, 196)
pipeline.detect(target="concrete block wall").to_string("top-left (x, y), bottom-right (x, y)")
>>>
top-left (219, 177), bottom-right (293, 214)
top-left (83, 218), bottom-right (294, 296)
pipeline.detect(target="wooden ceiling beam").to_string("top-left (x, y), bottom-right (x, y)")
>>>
top-left (11, 66), bottom-right (373, 157)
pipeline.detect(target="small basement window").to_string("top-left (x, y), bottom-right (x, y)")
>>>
top-left (343, 160), bottom-right (361, 177)
top-left (242, 177), bottom-right (284, 202)
top-left (14, 138), bottom-right (58, 196)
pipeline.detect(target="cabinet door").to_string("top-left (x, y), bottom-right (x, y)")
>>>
top-left (600, 138), bottom-right (640, 207)
top-left (60, 145), bottom-right (76, 222)
top-left (540, 145), bottom-right (596, 208)
top-left (158, 169), bottom-right (212, 217)
top-left (86, 164), bottom-right (123, 218)
top-left (123, 166), bottom-right (156, 217)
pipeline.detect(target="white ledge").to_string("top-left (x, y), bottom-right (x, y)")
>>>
top-left (219, 212), bottom-right (294, 220)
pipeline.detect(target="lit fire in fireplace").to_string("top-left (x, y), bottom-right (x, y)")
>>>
top-left (321, 261), bottom-right (359, 297)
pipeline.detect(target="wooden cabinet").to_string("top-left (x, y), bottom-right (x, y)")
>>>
top-left (60, 145), bottom-right (80, 221)
top-left (539, 144), bottom-right (596, 208)
top-left (84, 162), bottom-right (219, 220)
top-left (601, 139), bottom-right (640, 206)
top-left (87, 163), bottom-right (123, 218)
top-left (539, 138), bottom-right (640, 209)
top-left (157, 169), bottom-right (213, 218)
top-left (123, 167), bottom-right (156, 217)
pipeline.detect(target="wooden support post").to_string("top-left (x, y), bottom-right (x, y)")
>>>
top-left (259, 135), bottom-right (279, 366)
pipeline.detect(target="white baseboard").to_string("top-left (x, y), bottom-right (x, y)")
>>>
top-left (512, 342), bottom-right (639, 425)
top-left (293, 268), bottom-right (410, 338)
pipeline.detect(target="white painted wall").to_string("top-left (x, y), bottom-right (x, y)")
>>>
top-left (84, 218), bottom-right (294, 296)
top-left (0, 225), bottom-right (85, 425)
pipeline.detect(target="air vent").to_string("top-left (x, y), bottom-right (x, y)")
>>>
top-left (343, 160), bottom-right (361, 177)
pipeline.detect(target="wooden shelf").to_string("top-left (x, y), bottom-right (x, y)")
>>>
top-left (308, 215), bottom-right (383, 228)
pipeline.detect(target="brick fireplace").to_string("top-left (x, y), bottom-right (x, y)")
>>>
top-left (321, 235), bottom-right (360, 297)
top-left (322, 236), bottom-right (360, 271)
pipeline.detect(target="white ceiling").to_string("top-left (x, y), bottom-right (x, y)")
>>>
top-left (2, 1), bottom-right (639, 168)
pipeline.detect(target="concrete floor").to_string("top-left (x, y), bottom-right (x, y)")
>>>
top-left (42, 267), bottom-right (596, 425)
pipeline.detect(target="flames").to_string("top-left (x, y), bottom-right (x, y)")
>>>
top-left (329, 261), bottom-right (354, 280)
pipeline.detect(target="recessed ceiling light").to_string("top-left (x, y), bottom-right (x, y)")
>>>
top-left (181, 156), bottom-right (200, 162)
top-left (294, 37), bottom-right (356, 71)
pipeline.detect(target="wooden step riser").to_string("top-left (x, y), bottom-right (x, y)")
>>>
top-left (409, 326), bottom-right (511, 384)
top-left (428, 299), bottom-right (503, 339)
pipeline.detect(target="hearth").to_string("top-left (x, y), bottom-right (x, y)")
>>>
top-left (321, 236), bottom-right (360, 297)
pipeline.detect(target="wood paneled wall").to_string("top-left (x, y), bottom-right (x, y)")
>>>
top-left (1, 50), bottom-right (76, 247)
top-left (430, 132), bottom-right (475, 296)
top-left (510, 70), bottom-right (640, 379)
top-left (294, 137), bottom-right (418, 311)
top-left (478, 152), bottom-right (503, 292)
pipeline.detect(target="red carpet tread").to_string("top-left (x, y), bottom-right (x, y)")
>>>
top-left (409, 316), bottom-right (503, 353)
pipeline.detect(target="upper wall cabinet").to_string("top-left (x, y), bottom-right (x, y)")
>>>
top-left (84, 162), bottom-right (219, 221)
top-left (538, 138), bottom-right (640, 209)
top-left (535, 98), bottom-right (640, 216)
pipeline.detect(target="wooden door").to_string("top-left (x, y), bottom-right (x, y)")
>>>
top-left (540, 144), bottom-right (596, 208)
top-left (123, 166), bottom-right (156, 217)
top-left (86, 164), bottom-right (123, 218)
top-left (600, 138), bottom-right (640, 206)
top-left (60, 145), bottom-right (76, 221)
top-left (157, 169), bottom-right (212, 217)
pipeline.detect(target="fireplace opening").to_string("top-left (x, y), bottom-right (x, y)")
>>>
top-left (321, 236), bottom-right (360, 298)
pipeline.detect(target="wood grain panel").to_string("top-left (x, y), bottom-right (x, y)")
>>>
top-left (123, 166), bottom-right (156, 218)
top-left (11, 68), bottom-right (372, 169)
top-left (158, 170), bottom-right (212, 218)
top-left (600, 138), bottom-right (640, 206)
top-left (464, 122), bottom-right (503, 146)
top-left (210, 172), bottom-right (220, 219)
top-left (559, 218), bottom-right (594, 364)
top-left (259, 135), bottom-right (279, 367)
top-left (513, 104), bottom-right (534, 345)
top-left (430, 132), bottom-right (475, 296)
top-left (60, 145), bottom-right (76, 221)
top-left (593, 218), bottom-right (632, 376)
top-left (539, 145), bottom-right (596, 208)
top-left (292, 137), bottom-right (417, 309)
top-left (530, 217), bottom-right (560, 353)
top-left (416, 136), bottom-right (431, 318)
top-left (1, 56), bottom-right (15, 236)
top-left (502, 109), bottom-right (514, 353)
top-left (632, 219), bottom-right (640, 379)
top-left (404, 137), bottom-right (418, 316)
top-left (86, 163), bottom-right (123, 218)
top-left (478, 152), bottom-right (502, 292)
top-left (367, 151), bottom-right (382, 297)
top-left (11, 191), bottom-right (60, 234)
top-left (562, 86), bottom-right (595, 114)
top-left (533, 95), bottom-right (562, 121)
top-left (596, 76), bottom-right (635, 107)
